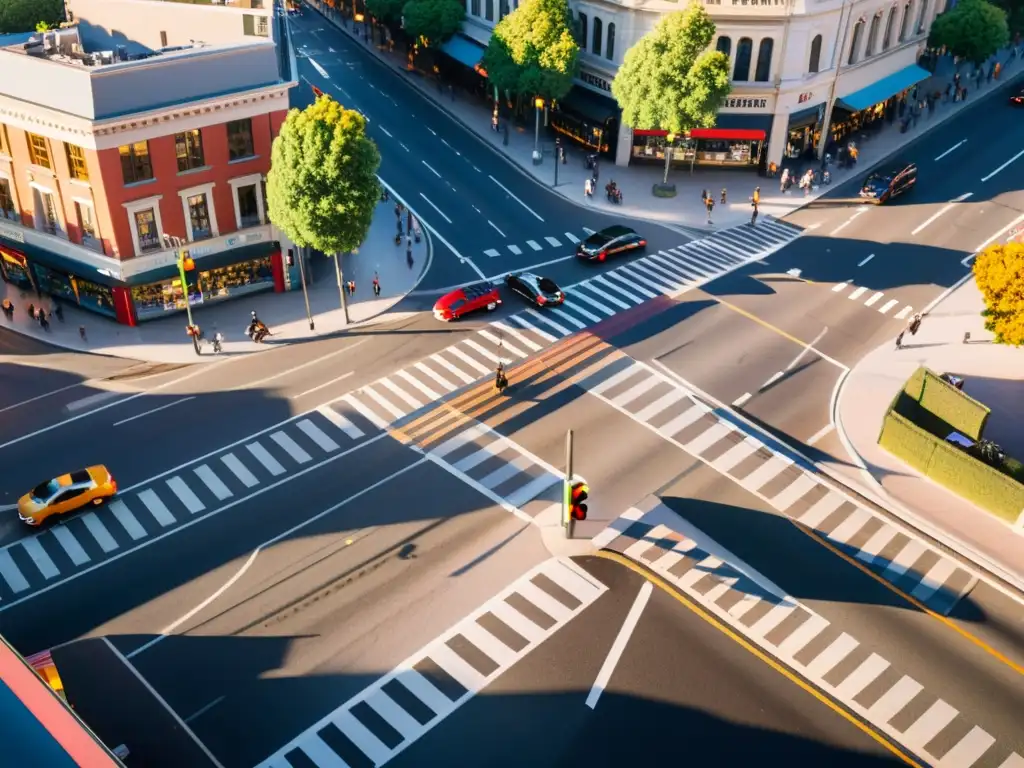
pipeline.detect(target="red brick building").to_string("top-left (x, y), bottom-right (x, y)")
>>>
top-left (0, 0), bottom-right (297, 325)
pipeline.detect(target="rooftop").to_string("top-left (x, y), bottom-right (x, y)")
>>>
top-left (2, 25), bottom-right (216, 69)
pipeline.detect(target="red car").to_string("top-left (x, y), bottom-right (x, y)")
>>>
top-left (433, 281), bottom-right (502, 321)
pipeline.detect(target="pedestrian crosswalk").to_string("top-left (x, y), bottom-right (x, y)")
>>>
top-left (830, 279), bottom-right (916, 320)
top-left (0, 410), bottom-right (377, 605)
top-left (587, 358), bottom-right (977, 616)
top-left (256, 557), bottom-right (607, 768)
top-left (596, 502), bottom-right (1021, 768)
top-left (483, 229), bottom-right (586, 258)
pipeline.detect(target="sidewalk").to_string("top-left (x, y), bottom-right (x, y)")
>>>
top-left (835, 272), bottom-right (1024, 587)
top-left (0, 192), bottom-right (429, 364)
top-left (305, 1), bottom-right (1022, 230)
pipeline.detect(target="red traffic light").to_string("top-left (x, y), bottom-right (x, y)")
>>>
top-left (570, 481), bottom-right (589, 521)
top-left (182, 256), bottom-right (195, 271)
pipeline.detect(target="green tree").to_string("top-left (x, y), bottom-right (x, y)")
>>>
top-left (929, 0), bottom-right (1010, 65)
top-left (267, 96), bottom-right (380, 320)
top-left (401, 0), bottom-right (464, 46)
top-left (612, 4), bottom-right (731, 184)
top-left (0, 0), bottom-right (64, 34)
top-left (481, 0), bottom-right (578, 104)
top-left (364, 0), bottom-right (406, 26)
top-left (973, 241), bottom-right (1024, 346)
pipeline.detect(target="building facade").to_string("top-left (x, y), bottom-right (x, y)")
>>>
top-left (0, 0), bottom-right (298, 325)
top-left (452, 0), bottom-right (946, 171)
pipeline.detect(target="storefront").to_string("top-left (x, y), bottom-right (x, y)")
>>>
top-left (826, 63), bottom-right (933, 149)
top-left (630, 112), bottom-right (773, 172)
top-left (550, 81), bottom-right (620, 157)
top-left (784, 103), bottom-right (825, 162)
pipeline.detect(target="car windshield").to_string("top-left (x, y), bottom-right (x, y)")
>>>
top-left (584, 233), bottom-right (613, 249)
top-left (31, 479), bottom-right (60, 502)
top-left (538, 278), bottom-right (559, 294)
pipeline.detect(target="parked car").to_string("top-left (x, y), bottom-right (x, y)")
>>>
top-left (433, 282), bottom-right (502, 321)
top-left (18, 466), bottom-right (117, 526)
top-left (860, 163), bottom-right (917, 203)
top-left (575, 225), bottom-right (646, 262)
top-left (505, 272), bottom-right (565, 307)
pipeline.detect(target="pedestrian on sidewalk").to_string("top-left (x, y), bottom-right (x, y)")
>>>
top-left (720, 188), bottom-right (727, 205)
top-left (346, 279), bottom-right (356, 297)
top-left (79, 325), bottom-right (87, 341)
top-left (705, 195), bottom-right (714, 225)
top-left (767, 160), bottom-right (777, 177)
top-left (779, 168), bottom-right (789, 193)
top-left (381, 187), bottom-right (390, 202)
top-left (406, 234), bottom-right (413, 261)
top-left (994, 61), bottom-right (1001, 80)
top-left (584, 177), bottom-right (593, 199)
top-left (701, 188), bottom-right (708, 205)
top-left (750, 187), bottom-right (760, 225)
top-left (373, 273), bottom-right (381, 297)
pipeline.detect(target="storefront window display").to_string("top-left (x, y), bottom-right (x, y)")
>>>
top-left (632, 131), bottom-right (763, 169)
top-left (0, 247), bottom-right (35, 290)
top-left (30, 262), bottom-right (116, 318)
top-left (131, 255), bottom-right (275, 320)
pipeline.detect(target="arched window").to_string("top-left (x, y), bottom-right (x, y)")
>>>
top-left (754, 38), bottom-right (773, 81)
top-left (848, 20), bottom-right (864, 65)
top-left (606, 22), bottom-right (615, 60)
top-left (883, 6), bottom-right (896, 48)
top-left (592, 17), bottom-right (603, 56)
top-left (577, 13), bottom-right (588, 50)
top-left (808, 34), bottom-right (822, 72)
top-left (899, 2), bottom-right (911, 41)
top-left (716, 35), bottom-right (732, 56)
top-left (733, 37), bottom-right (752, 81)
top-left (866, 13), bottom-right (881, 56)
top-left (915, 0), bottom-right (929, 33)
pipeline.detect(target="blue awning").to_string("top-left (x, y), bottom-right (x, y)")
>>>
top-left (837, 64), bottom-right (932, 112)
top-left (440, 35), bottom-right (485, 69)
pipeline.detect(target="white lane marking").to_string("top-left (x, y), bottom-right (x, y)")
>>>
top-left (894, 305), bottom-right (914, 320)
top-left (221, 453), bottom-right (258, 488)
top-left (395, 369), bottom-right (440, 401)
top-left (484, 248), bottom-right (501, 257)
top-left (166, 476), bottom-right (205, 514)
top-left (911, 198), bottom-right (968, 236)
top-left (544, 237), bottom-right (561, 247)
top-left (981, 148), bottom-right (1024, 182)
top-left (52, 526), bottom-right (90, 565)
top-left (488, 220), bottom-right (506, 238)
top-left (109, 500), bottom-right (147, 540)
top-left (830, 207), bottom-right (869, 236)
top-left (66, 391), bottom-right (123, 412)
top-left (934, 139), bottom-right (966, 161)
top-left (507, 244), bottom-right (523, 255)
top-left (194, 465), bottom-right (233, 501)
top-left (138, 489), bottom-right (176, 527)
top-left (488, 175), bottom-right (544, 221)
top-left (418, 192), bottom-right (452, 224)
top-left (938, 727), bottom-right (996, 767)
top-left (297, 419), bottom-right (339, 452)
top-left (733, 392), bottom-right (752, 407)
top-left (422, 160), bottom-right (442, 178)
top-left (242, 340), bottom-right (367, 391)
top-left (431, 353), bottom-right (476, 384)
top-left (848, 286), bottom-right (868, 300)
top-left (878, 299), bottom-right (899, 314)
top-left (246, 443), bottom-right (286, 476)
top-left (21, 537), bottom-right (59, 579)
top-left (378, 377), bottom-right (423, 410)
top-left (426, 127), bottom-right (437, 136)
top-left (807, 423), bottom-right (835, 445)
top-left (0, 382), bottom-right (87, 415)
top-left (564, 232), bottom-right (580, 243)
top-left (413, 361), bottom-right (456, 392)
top-left (308, 57), bottom-right (329, 78)
top-left (832, 282), bottom-right (848, 293)
top-left (526, 240), bottom-right (542, 251)
top-left (586, 581), bottom-right (652, 709)
top-left (316, 404), bottom-right (365, 439)
top-left (341, 394), bottom-right (390, 428)
top-left (491, 321), bottom-right (541, 352)
top-left (866, 675), bottom-right (923, 723)
top-left (857, 254), bottom-right (875, 267)
top-left (270, 431), bottom-right (313, 464)
top-left (761, 371), bottom-right (784, 390)
top-left (805, 632), bottom-right (859, 678)
top-left (379, 126), bottom-right (393, 137)
top-left (0, 549), bottom-right (29, 592)
top-left (184, 695), bottom-right (227, 725)
top-left (400, 142), bottom-right (409, 151)
top-left (290, 370), bottom-right (355, 400)
top-left (864, 291), bottom-right (883, 306)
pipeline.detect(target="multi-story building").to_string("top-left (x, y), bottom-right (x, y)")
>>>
top-left (448, 0), bottom-right (945, 172)
top-left (0, 0), bottom-right (297, 326)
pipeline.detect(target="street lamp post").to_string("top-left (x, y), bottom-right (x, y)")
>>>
top-left (297, 246), bottom-right (314, 331)
top-left (532, 97), bottom-right (544, 165)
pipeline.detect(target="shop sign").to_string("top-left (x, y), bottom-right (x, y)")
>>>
top-left (577, 70), bottom-right (612, 93)
top-left (722, 97), bottom-right (769, 110)
top-left (798, 92), bottom-right (814, 103)
top-left (0, 221), bottom-right (26, 244)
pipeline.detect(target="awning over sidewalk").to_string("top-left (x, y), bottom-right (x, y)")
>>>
top-left (558, 86), bottom-right (619, 124)
top-left (633, 113), bottom-right (772, 141)
top-left (440, 34), bottom-right (486, 70)
top-left (838, 64), bottom-right (932, 112)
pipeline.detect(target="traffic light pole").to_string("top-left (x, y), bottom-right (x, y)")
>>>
top-left (563, 429), bottom-right (574, 539)
top-left (177, 252), bottom-right (200, 356)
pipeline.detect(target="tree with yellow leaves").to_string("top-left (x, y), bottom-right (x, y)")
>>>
top-left (972, 241), bottom-right (1024, 346)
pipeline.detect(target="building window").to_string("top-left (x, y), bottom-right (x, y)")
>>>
top-left (186, 194), bottom-right (213, 240)
top-left (26, 133), bottom-right (51, 169)
top-left (175, 129), bottom-right (206, 172)
top-left (606, 22), bottom-right (615, 60)
top-left (120, 141), bottom-right (154, 184)
top-left (733, 37), bottom-right (752, 81)
top-left (915, 0), bottom-right (928, 33)
top-left (883, 7), bottom-right (896, 48)
top-left (32, 187), bottom-right (60, 236)
top-left (577, 13), bottom-right (588, 50)
top-left (242, 13), bottom-right (269, 36)
top-left (716, 36), bottom-right (731, 57)
top-left (75, 201), bottom-right (101, 251)
top-left (134, 208), bottom-right (162, 253)
top-left (592, 18), bottom-right (603, 56)
top-left (848, 20), bottom-right (864, 65)
top-left (229, 173), bottom-right (267, 229)
top-left (808, 34), bottom-right (822, 72)
top-left (64, 144), bottom-right (90, 182)
top-left (227, 119), bottom-right (255, 161)
top-left (754, 38), bottom-right (773, 82)
top-left (0, 177), bottom-right (16, 220)
top-left (866, 13), bottom-right (881, 56)
top-left (470, 0), bottom-right (480, 14)
top-left (499, 0), bottom-right (509, 20)
top-left (485, 0), bottom-right (493, 20)
top-left (899, 2), bottom-right (910, 41)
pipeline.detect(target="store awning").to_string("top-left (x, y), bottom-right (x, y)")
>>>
top-left (633, 113), bottom-right (772, 141)
top-left (838, 64), bottom-right (932, 112)
top-left (440, 35), bottom-right (485, 70)
top-left (557, 86), bottom-right (619, 124)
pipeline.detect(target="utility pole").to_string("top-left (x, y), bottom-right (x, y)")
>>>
top-left (563, 429), bottom-right (574, 539)
top-left (177, 250), bottom-right (201, 356)
top-left (297, 246), bottom-right (314, 331)
top-left (818, 0), bottom-right (853, 160)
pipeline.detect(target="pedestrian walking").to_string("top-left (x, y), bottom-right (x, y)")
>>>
top-left (79, 325), bottom-right (87, 341)
top-left (750, 186), bottom-right (760, 225)
top-left (584, 177), bottom-right (593, 198)
top-left (346, 279), bottom-right (356, 297)
top-left (720, 188), bottom-right (727, 205)
top-left (705, 195), bottom-right (714, 225)
top-left (701, 189), bottom-right (708, 205)
top-left (909, 313), bottom-right (922, 336)
top-left (895, 330), bottom-right (906, 349)
top-left (372, 273), bottom-right (381, 297)
top-left (779, 169), bottom-right (789, 193)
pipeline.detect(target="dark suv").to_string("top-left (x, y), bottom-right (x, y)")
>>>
top-left (860, 163), bottom-right (917, 204)
top-left (575, 225), bottom-right (646, 262)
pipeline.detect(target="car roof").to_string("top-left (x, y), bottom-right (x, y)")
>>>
top-left (442, 282), bottom-right (495, 302)
top-left (596, 225), bottom-right (636, 238)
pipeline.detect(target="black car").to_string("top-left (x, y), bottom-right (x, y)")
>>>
top-left (505, 272), bottom-right (565, 307)
top-left (1011, 88), bottom-right (1024, 106)
top-left (860, 163), bottom-right (917, 204)
top-left (576, 225), bottom-right (646, 262)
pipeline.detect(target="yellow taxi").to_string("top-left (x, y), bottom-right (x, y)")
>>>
top-left (17, 465), bottom-right (117, 526)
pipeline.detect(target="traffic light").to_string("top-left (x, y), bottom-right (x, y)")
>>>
top-left (570, 481), bottom-right (588, 521)
top-left (179, 249), bottom-right (195, 271)
top-left (286, 248), bottom-right (295, 267)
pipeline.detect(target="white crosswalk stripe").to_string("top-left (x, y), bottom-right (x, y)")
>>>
top-left (829, 282), bottom-right (915, 320)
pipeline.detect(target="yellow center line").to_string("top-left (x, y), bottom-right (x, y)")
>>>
top-left (597, 550), bottom-right (925, 768)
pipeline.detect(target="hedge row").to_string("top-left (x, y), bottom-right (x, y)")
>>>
top-left (879, 411), bottom-right (1024, 524)
top-left (902, 367), bottom-right (989, 441)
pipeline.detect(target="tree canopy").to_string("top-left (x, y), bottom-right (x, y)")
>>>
top-left (401, 0), bottom-right (465, 46)
top-left (973, 241), bottom-right (1024, 346)
top-left (267, 96), bottom-right (381, 255)
top-left (481, 0), bottom-right (578, 101)
top-left (929, 0), bottom-right (1009, 65)
top-left (365, 0), bottom-right (407, 25)
top-left (611, 5), bottom-right (731, 135)
top-left (0, 0), bottom-right (64, 34)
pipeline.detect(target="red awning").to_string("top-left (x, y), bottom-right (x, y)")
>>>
top-left (632, 128), bottom-right (766, 140)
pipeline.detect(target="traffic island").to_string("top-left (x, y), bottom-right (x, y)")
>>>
top-left (652, 183), bottom-right (677, 198)
top-left (877, 366), bottom-right (1024, 525)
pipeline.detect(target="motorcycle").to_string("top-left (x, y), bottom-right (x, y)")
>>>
top-left (247, 321), bottom-right (271, 344)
